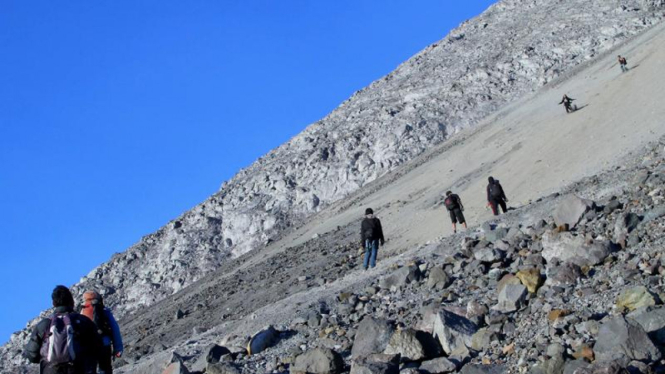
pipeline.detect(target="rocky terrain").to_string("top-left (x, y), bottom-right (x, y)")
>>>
top-left (3, 0), bottom-right (665, 373)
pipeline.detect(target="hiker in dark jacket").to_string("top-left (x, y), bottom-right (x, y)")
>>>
top-left (80, 290), bottom-right (123, 374)
top-left (486, 177), bottom-right (508, 216)
top-left (24, 285), bottom-right (103, 374)
top-left (443, 191), bottom-right (467, 233)
top-left (618, 55), bottom-right (628, 72)
top-left (558, 94), bottom-right (575, 113)
top-left (360, 208), bottom-right (385, 270)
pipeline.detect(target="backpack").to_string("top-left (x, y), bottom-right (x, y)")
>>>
top-left (489, 182), bottom-right (503, 199)
top-left (444, 196), bottom-right (458, 211)
top-left (40, 313), bottom-right (79, 364)
top-left (91, 302), bottom-right (113, 338)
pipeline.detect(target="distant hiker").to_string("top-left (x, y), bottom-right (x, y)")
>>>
top-left (618, 55), bottom-right (628, 72)
top-left (487, 177), bottom-right (508, 216)
top-left (80, 290), bottom-right (123, 374)
top-left (360, 208), bottom-right (385, 270)
top-left (558, 94), bottom-right (575, 113)
top-left (24, 285), bottom-right (103, 374)
top-left (443, 191), bottom-right (467, 233)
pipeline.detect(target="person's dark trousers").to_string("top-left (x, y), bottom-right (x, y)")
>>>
top-left (99, 344), bottom-right (113, 374)
top-left (364, 239), bottom-right (379, 269)
top-left (490, 199), bottom-right (507, 215)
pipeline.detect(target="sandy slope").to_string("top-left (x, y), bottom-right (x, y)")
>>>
top-left (276, 21), bottom-right (665, 257)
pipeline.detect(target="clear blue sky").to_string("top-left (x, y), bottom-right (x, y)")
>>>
top-left (0, 1), bottom-right (495, 343)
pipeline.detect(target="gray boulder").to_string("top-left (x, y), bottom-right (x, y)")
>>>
top-left (528, 353), bottom-right (565, 374)
top-left (350, 354), bottom-right (399, 374)
top-left (474, 248), bottom-right (505, 263)
top-left (248, 325), bottom-right (279, 355)
top-left (291, 348), bottom-right (345, 374)
top-left (207, 362), bottom-right (242, 374)
top-left (553, 195), bottom-right (594, 228)
top-left (629, 307), bottom-right (665, 344)
top-left (459, 364), bottom-right (506, 374)
top-left (427, 267), bottom-right (451, 289)
top-left (418, 357), bottom-right (457, 374)
top-left (562, 359), bottom-right (589, 374)
top-left (493, 284), bottom-right (527, 313)
top-left (545, 261), bottom-right (582, 287)
top-left (379, 266), bottom-right (421, 290)
top-left (383, 329), bottom-right (426, 362)
top-left (594, 316), bottom-right (661, 363)
top-left (432, 310), bottom-right (477, 355)
top-left (541, 231), bottom-right (611, 267)
top-left (352, 317), bottom-right (395, 358)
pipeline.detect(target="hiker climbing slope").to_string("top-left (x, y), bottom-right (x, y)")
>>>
top-left (618, 55), bottom-right (629, 72)
top-left (443, 191), bottom-right (467, 233)
top-left (80, 290), bottom-right (123, 374)
top-left (558, 94), bottom-right (576, 113)
top-left (24, 285), bottom-right (103, 374)
top-left (487, 176), bottom-right (509, 216)
top-left (360, 208), bottom-right (385, 270)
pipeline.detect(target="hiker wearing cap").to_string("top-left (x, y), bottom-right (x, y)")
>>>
top-left (443, 191), bottom-right (467, 233)
top-left (360, 208), bottom-right (385, 270)
top-left (24, 285), bottom-right (103, 374)
top-left (80, 291), bottom-right (123, 374)
top-left (487, 176), bottom-right (509, 216)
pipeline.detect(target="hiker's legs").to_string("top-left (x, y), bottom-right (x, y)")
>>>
top-left (499, 200), bottom-right (508, 214)
top-left (369, 240), bottom-right (378, 268)
top-left (452, 223), bottom-right (457, 233)
top-left (363, 240), bottom-right (371, 269)
top-left (462, 222), bottom-right (468, 229)
top-left (99, 345), bottom-right (113, 374)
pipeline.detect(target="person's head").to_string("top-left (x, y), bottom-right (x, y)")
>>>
top-left (446, 191), bottom-right (452, 196)
top-left (618, 55), bottom-right (621, 58)
top-left (82, 290), bottom-right (102, 307)
top-left (488, 176), bottom-right (495, 184)
top-left (51, 285), bottom-right (75, 308)
top-left (365, 208), bottom-right (374, 216)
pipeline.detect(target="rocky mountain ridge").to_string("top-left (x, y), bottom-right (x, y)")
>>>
top-left (68, 0), bottom-right (664, 321)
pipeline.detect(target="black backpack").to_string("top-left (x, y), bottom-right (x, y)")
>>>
top-left (91, 302), bottom-right (113, 338)
top-left (489, 182), bottom-right (503, 199)
top-left (444, 196), bottom-right (458, 211)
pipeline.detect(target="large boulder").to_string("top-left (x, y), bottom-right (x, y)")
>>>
top-left (459, 364), bottom-right (507, 374)
top-left (516, 269), bottom-right (543, 293)
top-left (207, 362), bottom-right (242, 374)
top-left (545, 261), bottom-right (582, 287)
top-left (379, 266), bottom-right (421, 290)
top-left (432, 310), bottom-right (477, 355)
top-left (474, 248), bottom-right (505, 263)
top-left (352, 317), bottom-right (395, 358)
top-left (493, 284), bottom-right (527, 313)
top-left (291, 348), bottom-right (345, 374)
top-left (616, 286), bottom-right (658, 311)
top-left (541, 231), bottom-right (611, 267)
top-left (553, 195), bottom-right (594, 228)
top-left (418, 357), bottom-right (457, 374)
top-left (593, 316), bottom-right (661, 363)
top-left (383, 329), bottom-right (426, 362)
top-left (629, 307), bottom-right (665, 344)
top-left (528, 353), bottom-right (565, 374)
top-left (350, 354), bottom-right (399, 374)
top-left (427, 267), bottom-right (452, 289)
top-left (248, 325), bottom-right (280, 355)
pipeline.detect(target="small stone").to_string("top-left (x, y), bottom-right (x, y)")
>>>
top-left (516, 268), bottom-right (543, 293)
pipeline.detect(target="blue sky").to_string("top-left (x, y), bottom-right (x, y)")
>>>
top-left (0, 1), bottom-right (495, 343)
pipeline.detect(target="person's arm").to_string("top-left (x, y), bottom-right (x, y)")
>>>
top-left (457, 196), bottom-right (464, 211)
top-left (499, 183), bottom-right (508, 201)
top-left (105, 310), bottom-right (124, 356)
top-left (23, 320), bottom-right (46, 363)
top-left (486, 185), bottom-right (491, 202)
top-left (377, 219), bottom-right (385, 245)
top-left (360, 220), bottom-right (366, 247)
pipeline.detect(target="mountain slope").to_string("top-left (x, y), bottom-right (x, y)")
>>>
top-left (2, 0), bottom-right (665, 372)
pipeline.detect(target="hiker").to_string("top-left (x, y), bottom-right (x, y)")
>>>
top-left (24, 285), bottom-right (103, 374)
top-left (443, 191), bottom-right (467, 233)
top-left (360, 208), bottom-right (385, 270)
top-left (558, 94), bottom-right (575, 113)
top-left (618, 55), bottom-right (628, 72)
top-left (80, 291), bottom-right (123, 374)
top-left (487, 177), bottom-right (508, 216)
